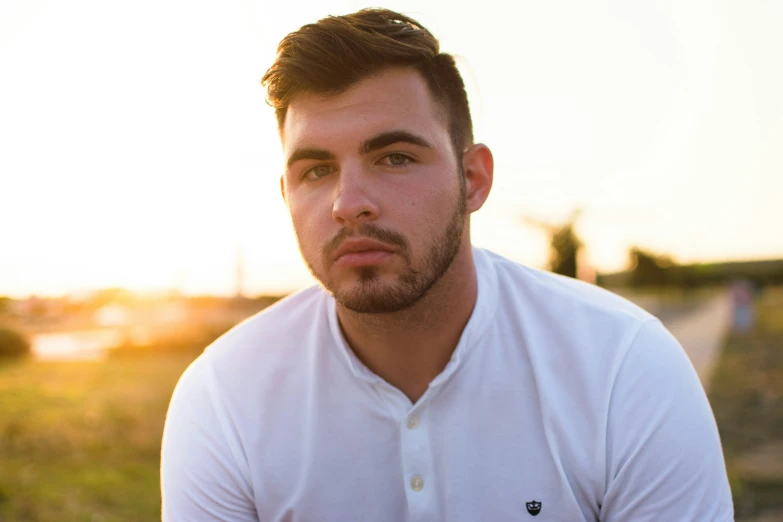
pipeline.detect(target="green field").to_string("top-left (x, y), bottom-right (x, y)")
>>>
top-left (0, 288), bottom-right (781, 521)
top-left (0, 355), bottom-right (193, 521)
top-left (709, 287), bottom-right (783, 521)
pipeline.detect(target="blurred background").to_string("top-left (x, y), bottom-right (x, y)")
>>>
top-left (1, 0), bottom-right (781, 520)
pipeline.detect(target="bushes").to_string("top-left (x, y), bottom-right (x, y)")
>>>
top-left (0, 327), bottom-right (31, 358)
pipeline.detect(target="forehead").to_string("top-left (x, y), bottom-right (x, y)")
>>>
top-left (281, 67), bottom-right (449, 151)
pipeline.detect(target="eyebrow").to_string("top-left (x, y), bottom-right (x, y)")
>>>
top-left (360, 130), bottom-right (433, 154)
top-left (286, 148), bottom-right (336, 168)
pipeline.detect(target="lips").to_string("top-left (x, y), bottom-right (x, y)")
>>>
top-left (332, 238), bottom-right (396, 266)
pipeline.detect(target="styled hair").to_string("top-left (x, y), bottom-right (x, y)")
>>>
top-left (261, 8), bottom-right (474, 158)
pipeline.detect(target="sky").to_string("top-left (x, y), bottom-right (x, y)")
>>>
top-left (1, 0), bottom-right (781, 298)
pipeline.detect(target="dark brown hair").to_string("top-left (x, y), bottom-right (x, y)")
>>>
top-left (261, 8), bottom-right (474, 158)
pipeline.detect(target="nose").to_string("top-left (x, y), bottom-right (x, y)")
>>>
top-left (331, 164), bottom-right (380, 225)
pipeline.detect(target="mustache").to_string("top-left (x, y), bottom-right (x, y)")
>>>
top-left (323, 224), bottom-right (410, 262)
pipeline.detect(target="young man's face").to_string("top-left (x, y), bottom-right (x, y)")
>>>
top-left (280, 67), bottom-right (468, 313)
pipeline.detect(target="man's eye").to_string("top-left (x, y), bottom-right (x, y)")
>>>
top-left (380, 153), bottom-right (412, 167)
top-left (303, 165), bottom-right (334, 180)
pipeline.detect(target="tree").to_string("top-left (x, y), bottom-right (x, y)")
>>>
top-left (525, 209), bottom-right (583, 278)
top-left (628, 246), bottom-right (675, 287)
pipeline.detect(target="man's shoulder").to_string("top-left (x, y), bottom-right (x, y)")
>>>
top-left (202, 285), bottom-right (329, 369)
top-left (166, 286), bottom-right (331, 436)
top-left (479, 248), bottom-right (656, 326)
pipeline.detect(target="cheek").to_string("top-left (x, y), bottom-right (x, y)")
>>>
top-left (402, 193), bottom-right (454, 245)
top-left (289, 201), bottom-right (331, 253)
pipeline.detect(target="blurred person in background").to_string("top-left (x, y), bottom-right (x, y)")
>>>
top-left (161, 8), bottom-right (733, 521)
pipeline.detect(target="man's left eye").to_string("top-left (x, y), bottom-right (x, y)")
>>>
top-left (381, 153), bottom-right (412, 167)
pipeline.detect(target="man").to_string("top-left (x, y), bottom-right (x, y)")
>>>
top-left (161, 8), bottom-right (733, 521)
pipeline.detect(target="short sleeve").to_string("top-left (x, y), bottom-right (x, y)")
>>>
top-left (601, 320), bottom-right (734, 521)
top-left (161, 355), bottom-right (258, 522)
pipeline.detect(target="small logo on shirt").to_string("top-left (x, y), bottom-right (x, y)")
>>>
top-left (526, 500), bottom-right (542, 516)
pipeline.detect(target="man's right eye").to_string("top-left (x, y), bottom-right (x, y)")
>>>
top-left (303, 164), bottom-right (335, 181)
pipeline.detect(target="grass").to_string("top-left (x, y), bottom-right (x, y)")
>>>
top-left (0, 354), bottom-right (194, 521)
top-left (708, 286), bottom-right (783, 521)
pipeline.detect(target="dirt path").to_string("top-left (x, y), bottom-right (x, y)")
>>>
top-left (661, 292), bottom-right (731, 390)
top-left (625, 291), bottom-right (732, 391)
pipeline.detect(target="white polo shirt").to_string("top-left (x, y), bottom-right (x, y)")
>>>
top-left (161, 248), bottom-right (733, 521)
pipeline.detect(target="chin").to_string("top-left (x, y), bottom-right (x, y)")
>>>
top-left (329, 271), bottom-right (418, 314)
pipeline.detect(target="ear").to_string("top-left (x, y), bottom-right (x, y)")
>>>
top-left (279, 175), bottom-right (286, 204)
top-left (462, 144), bottom-right (493, 213)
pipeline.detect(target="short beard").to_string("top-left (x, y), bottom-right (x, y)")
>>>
top-left (307, 180), bottom-right (467, 314)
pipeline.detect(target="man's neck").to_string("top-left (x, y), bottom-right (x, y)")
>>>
top-left (335, 246), bottom-right (479, 404)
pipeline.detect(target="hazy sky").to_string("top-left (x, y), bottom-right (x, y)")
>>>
top-left (1, 0), bottom-right (781, 297)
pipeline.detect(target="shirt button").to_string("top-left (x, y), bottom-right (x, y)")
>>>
top-left (410, 476), bottom-right (424, 491)
top-left (406, 415), bottom-right (419, 429)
